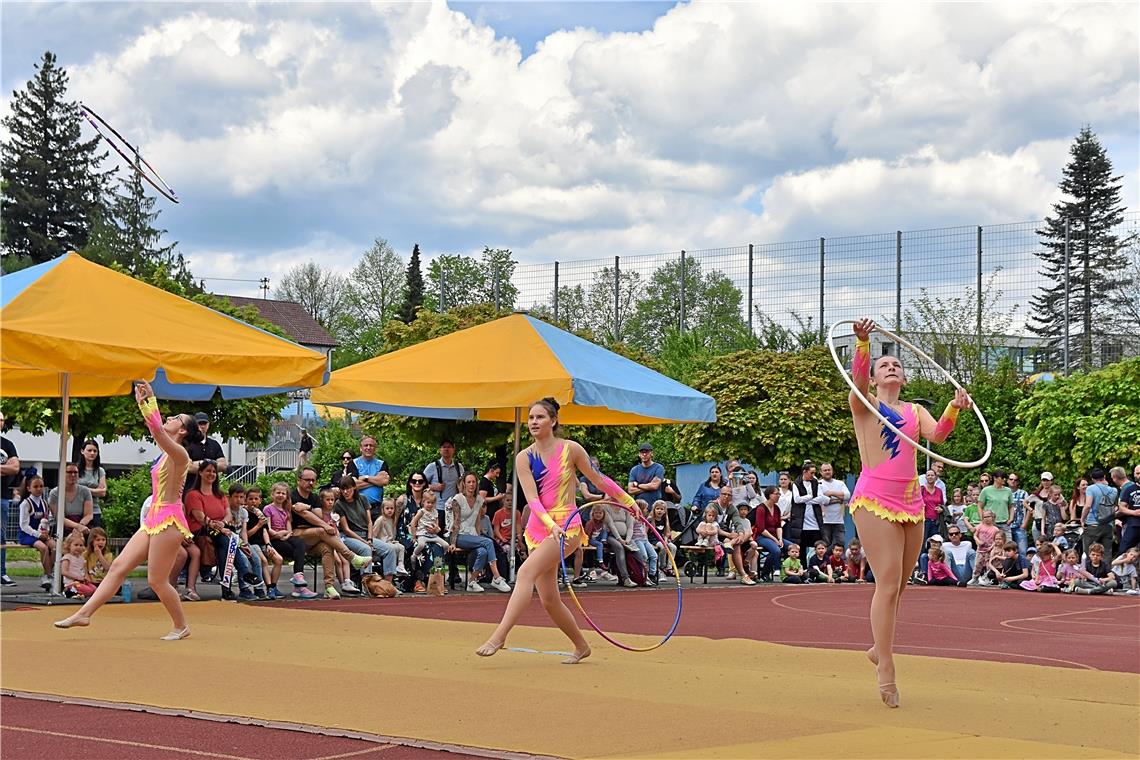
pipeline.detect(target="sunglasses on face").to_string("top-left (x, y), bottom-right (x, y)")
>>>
top-left (948, 532), bottom-right (961, 536)
top-left (342, 456), bottom-right (352, 461)
top-left (411, 479), bottom-right (425, 484)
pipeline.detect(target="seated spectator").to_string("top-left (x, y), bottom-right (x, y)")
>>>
top-left (752, 486), bottom-right (787, 582)
top-left (1110, 547), bottom-right (1139, 594)
top-left (83, 527), bottom-right (113, 592)
top-left (1020, 543), bottom-right (1059, 592)
top-left (728, 503), bottom-right (758, 584)
top-left (60, 531), bottom-right (96, 598)
top-left (605, 501), bottom-right (637, 588)
top-left (410, 490), bottom-right (451, 586)
top-left (925, 546), bottom-right (958, 586)
top-left (845, 538), bottom-right (869, 582)
top-left (244, 486), bottom-right (279, 598)
top-left (264, 482), bottom-right (317, 599)
top-left (49, 464), bottom-right (94, 538)
top-left (17, 474), bottom-right (55, 589)
top-left (917, 533), bottom-right (944, 580)
top-left (971, 528), bottom-right (1007, 586)
top-left (995, 541), bottom-right (1029, 589)
top-left (806, 540), bottom-right (832, 583)
top-left (650, 500), bottom-right (677, 578)
top-left (371, 498), bottom-right (408, 576)
top-left (942, 528), bottom-right (974, 585)
top-left (571, 503), bottom-right (613, 584)
top-left (490, 492), bottom-right (525, 579)
top-left (336, 478), bottom-right (398, 587)
top-left (184, 459), bottom-right (227, 586)
top-left (447, 472), bottom-right (511, 593)
top-left (289, 470), bottom-right (371, 597)
top-left (1079, 542), bottom-right (1119, 594)
top-left (628, 500), bottom-right (658, 586)
top-left (223, 483), bottom-right (265, 601)
top-left (826, 543), bottom-right (846, 582)
top-left (781, 543), bottom-right (805, 584)
top-left (315, 487), bottom-right (352, 597)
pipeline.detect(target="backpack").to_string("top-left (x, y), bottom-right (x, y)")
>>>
top-left (434, 459), bottom-right (464, 490)
top-left (625, 552), bottom-right (647, 585)
top-left (1092, 483), bottom-right (1118, 524)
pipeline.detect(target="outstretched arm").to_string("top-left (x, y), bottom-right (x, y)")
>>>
top-left (572, 442), bottom-right (637, 514)
top-left (134, 381), bottom-right (189, 467)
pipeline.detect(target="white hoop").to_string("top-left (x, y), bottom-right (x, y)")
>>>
top-left (827, 319), bottom-right (993, 469)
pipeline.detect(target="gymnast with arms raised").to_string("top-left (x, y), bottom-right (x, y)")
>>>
top-left (54, 381), bottom-right (198, 640)
top-left (847, 319), bottom-right (971, 707)
top-left (476, 397), bottom-right (639, 664)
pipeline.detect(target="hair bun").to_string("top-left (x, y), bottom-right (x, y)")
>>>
top-left (543, 396), bottom-right (560, 412)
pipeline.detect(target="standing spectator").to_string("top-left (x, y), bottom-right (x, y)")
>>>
top-left (17, 474), bottom-right (54, 588)
top-left (628, 442), bottom-right (665, 504)
top-left (1026, 472), bottom-right (1054, 540)
top-left (423, 438), bottom-right (464, 507)
top-left (789, 461), bottom-right (826, 553)
top-left (932, 461), bottom-right (948, 503)
top-left (1044, 485), bottom-right (1067, 540)
top-left (776, 471), bottom-right (795, 521)
top-left (327, 449), bottom-right (359, 490)
top-left (448, 472), bottom-right (511, 593)
top-left (185, 412), bottom-right (227, 482)
top-left (1067, 478), bottom-right (1088, 524)
top-left (0, 413), bottom-right (22, 586)
top-left (76, 439), bottom-right (107, 530)
top-left (947, 488), bottom-right (968, 536)
top-left (920, 470), bottom-right (945, 544)
top-left (978, 469), bottom-right (1014, 534)
top-left (942, 527), bottom-right (975, 585)
top-left (354, 436), bottom-right (391, 522)
top-left (692, 465), bottom-right (725, 513)
top-left (478, 461), bottom-right (506, 512)
top-left (49, 464), bottom-right (94, 538)
top-left (1118, 464), bottom-right (1140, 552)
top-left (1008, 472), bottom-right (1029, 557)
top-left (297, 428), bottom-right (314, 468)
top-left (1081, 468), bottom-right (1118, 559)
top-left (818, 463), bottom-right (850, 551)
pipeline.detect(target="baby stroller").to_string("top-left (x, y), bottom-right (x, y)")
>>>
top-left (674, 506), bottom-right (712, 580)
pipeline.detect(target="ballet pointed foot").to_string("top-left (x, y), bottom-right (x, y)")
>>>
top-left (562, 646), bottom-right (591, 665)
top-left (160, 627), bottom-right (190, 641)
top-left (878, 681), bottom-right (899, 708)
top-left (53, 615), bottom-right (90, 629)
top-left (475, 640), bottom-right (504, 657)
top-left (865, 647), bottom-right (878, 666)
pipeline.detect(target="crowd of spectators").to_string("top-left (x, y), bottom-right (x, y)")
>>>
top-left (2, 420), bottom-right (1138, 602)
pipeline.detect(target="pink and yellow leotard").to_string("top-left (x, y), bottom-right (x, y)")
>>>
top-left (137, 396), bottom-right (192, 539)
top-left (850, 401), bottom-right (923, 524)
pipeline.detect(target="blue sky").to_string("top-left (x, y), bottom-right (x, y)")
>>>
top-left (1, 2), bottom-right (1136, 302)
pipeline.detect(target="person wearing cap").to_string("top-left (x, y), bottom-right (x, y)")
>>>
top-left (184, 412), bottom-right (227, 478)
top-left (916, 533), bottom-right (943, 581)
top-left (628, 443), bottom-right (665, 505)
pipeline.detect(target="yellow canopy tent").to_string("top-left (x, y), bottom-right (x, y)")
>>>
top-left (1, 253), bottom-right (330, 594)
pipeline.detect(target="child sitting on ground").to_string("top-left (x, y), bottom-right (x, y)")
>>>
top-left (1079, 543), bottom-right (1119, 594)
top-left (995, 541), bottom-right (1029, 589)
top-left (844, 538), bottom-right (868, 582)
top-left (83, 527), bottom-right (113, 590)
top-left (781, 543), bottom-right (805, 583)
top-left (806, 540), bottom-right (832, 583)
top-left (372, 498), bottom-right (408, 576)
top-left (1020, 542), bottom-right (1059, 592)
top-left (826, 543), bottom-right (846, 582)
top-left (1110, 547), bottom-right (1139, 594)
top-left (61, 532), bottom-right (96, 598)
top-left (925, 546), bottom-right (957, 586)
top-left (1058, 549), bottom-right (1097, 593)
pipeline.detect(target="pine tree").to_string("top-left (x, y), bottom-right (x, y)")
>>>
top-left (1030, 127), bottom-right (1129, 372)
top-left (398, 243), bottom-right (425, 323)
top-left (1, 51), bottom-right (111, 268)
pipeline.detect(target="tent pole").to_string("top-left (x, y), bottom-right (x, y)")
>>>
top-left (509, 407), bottom-right (521, 582)
top-left (52, 372), bottom-right (71, 596)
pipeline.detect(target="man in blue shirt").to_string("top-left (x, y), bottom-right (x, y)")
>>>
top-left (353, 435), bottom-right (390, 520)
top-left (628, 443), bottom-right (665, 504)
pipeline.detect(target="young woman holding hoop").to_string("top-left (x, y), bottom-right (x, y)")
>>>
top-left (476, 397), bottom-right (639, 664)
top-left (847, 319), bottom-right (972, 707)
top-left (54, 381), bottom-right (200, 640)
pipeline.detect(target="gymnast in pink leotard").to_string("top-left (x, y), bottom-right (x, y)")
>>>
top-left (55, 381), bottom-right (201, 640)
top-left (847, 319), bottom-right (972, 709)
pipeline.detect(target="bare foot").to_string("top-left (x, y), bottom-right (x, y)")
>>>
top-left (475, 640), bottom-right (504, 657)
top-left (53, 615), bottom-right (90, 629)
top-left (562, 645), bottom-right (591, 665)
top-left (865, 646), bottom-right (878, 666)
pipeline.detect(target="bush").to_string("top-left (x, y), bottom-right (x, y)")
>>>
top-left (103, 465), bottom-right (153, 538)
top-left (253, 469), bottom-right (297, 499)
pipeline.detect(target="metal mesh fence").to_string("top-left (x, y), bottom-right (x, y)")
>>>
top-left (495, 211), bottom-right (1139, 371)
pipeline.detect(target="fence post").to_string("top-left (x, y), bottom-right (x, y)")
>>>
top-left (439, 263), bottom-right (446, 313)
top-left (493, 269), bottom-right (500, 310)
top-left (895, 231), bottom-right (902, 333)
top-left (747, 243), bottom-right (754, 333)
top-left (614, 255), bottom-right (621, 341)
top-left (679, 249), bottom-right (687, 333)
top-left (976, 226), bottom-right (983, 370)
top-left (553, 261), bottom-right (560, 323)
top-left (1063, 218), bottom-right (1070, 376)
top-left (818, 237), bottom-right (826, 341)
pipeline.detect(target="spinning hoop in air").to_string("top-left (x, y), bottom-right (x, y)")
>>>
top-left (79, 103), bottom-right (179, 203)
top-left (558, 501), bottom-right (682, 652)
top-left (827, 319), bottom-right (993, 469)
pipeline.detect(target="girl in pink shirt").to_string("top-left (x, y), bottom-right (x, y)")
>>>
top-left (1020, 543), bottom-right (1059, 592)
top-left (925, 546), bottom-right (957, 586)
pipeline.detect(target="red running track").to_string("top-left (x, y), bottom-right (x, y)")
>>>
top-left (0, 695), bottom-right (495, 760)
top-left (284, 584), bottom-right (1140, 673)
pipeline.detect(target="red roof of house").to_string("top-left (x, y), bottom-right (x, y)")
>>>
top-left (220, 295), bottom-right (339, 348)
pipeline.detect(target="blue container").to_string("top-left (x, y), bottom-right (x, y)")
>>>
top-left (121, 580), bottom-right (132, 603)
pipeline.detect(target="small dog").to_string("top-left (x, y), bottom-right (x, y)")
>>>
top-left (361, 573), bottom-right (397, 598)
